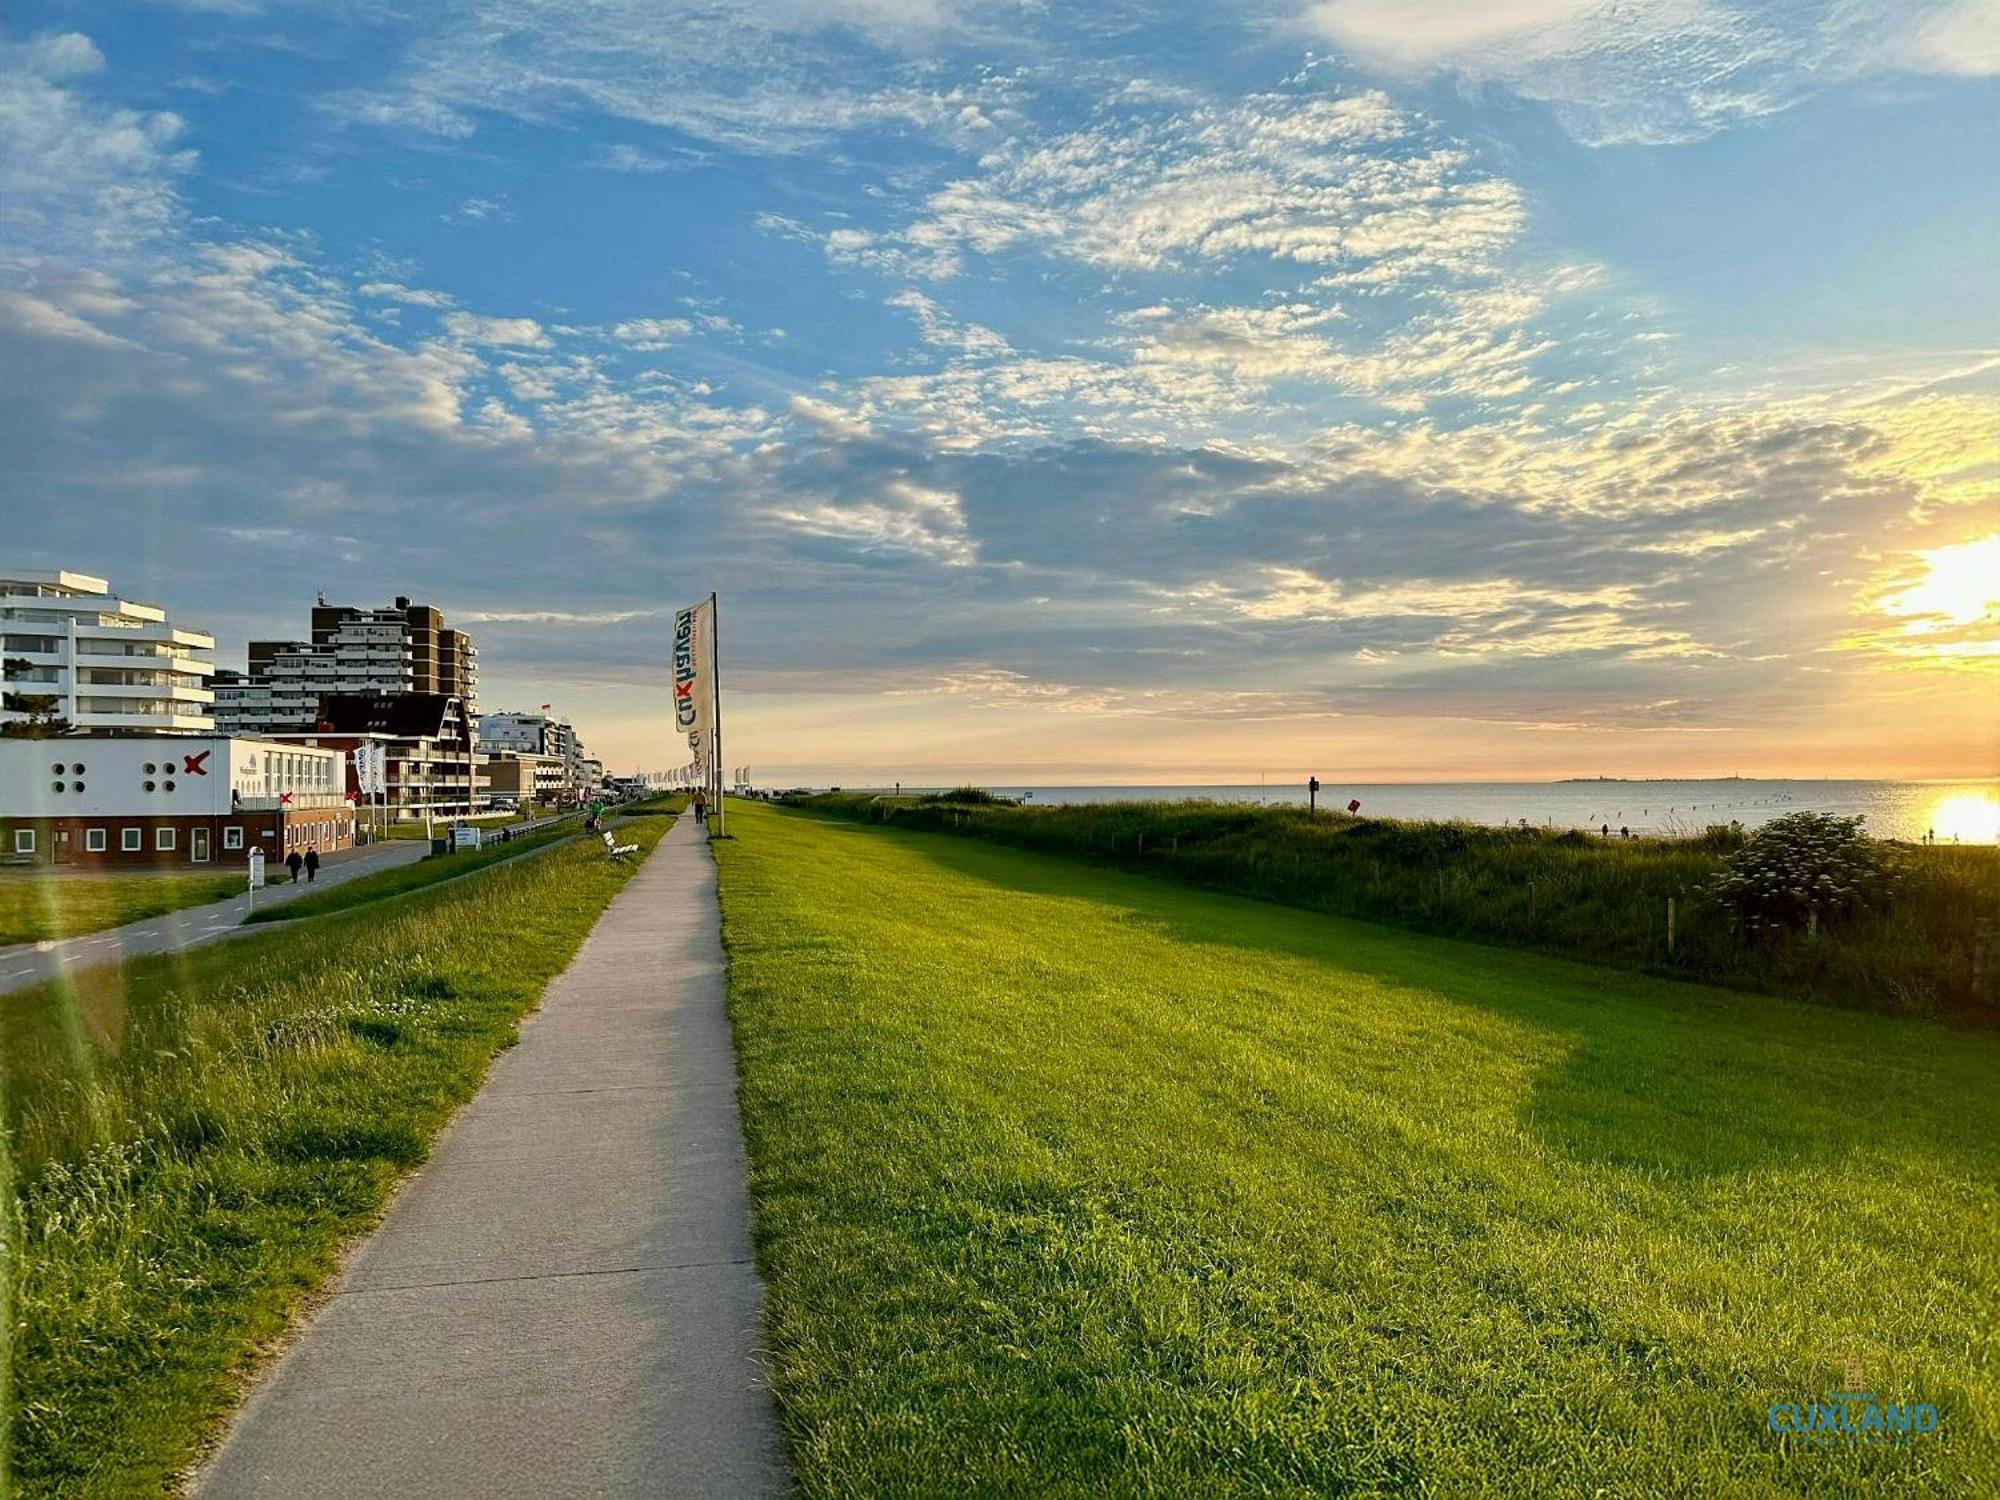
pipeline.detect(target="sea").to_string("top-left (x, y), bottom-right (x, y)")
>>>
top-left (860, 780), bottom-right (2000, 845)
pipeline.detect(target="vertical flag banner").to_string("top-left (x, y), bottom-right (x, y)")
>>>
top-left (673, 594), bottom-right (725, 834)
top-left (673, 598), bottom-right (715, 756)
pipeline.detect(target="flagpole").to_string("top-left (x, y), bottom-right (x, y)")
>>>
top-left (709, 590), bottom-right (725, 837)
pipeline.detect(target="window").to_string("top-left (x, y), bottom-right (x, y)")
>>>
top-left (224, 826), bottom-right (244, 850)
top-left (156, 828), bottom-right (177, 852)
top-left (86, 828), bottom-right (107, 852)
top-left (13, 829), bottom-right (33, 855)
top-left (122, 827), bottom-right (142, 851)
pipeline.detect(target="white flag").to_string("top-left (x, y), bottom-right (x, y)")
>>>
top-left (672, 598), bottom-right (716, 758)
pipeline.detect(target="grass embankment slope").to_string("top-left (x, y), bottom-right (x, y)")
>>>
top-left (0, 872), bottom-right (243, 947)
top-left (0, 818), bottom-right (670, 1498)
top-left (794, 794), bottom-right (1998, 1020)
top-left (719, 801), bottom-right (1998, 1498)
top-left (244, 819), bottom-right (576, 924)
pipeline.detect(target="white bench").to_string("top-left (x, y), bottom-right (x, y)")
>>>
top-left (603, 829), bottom-right (639, 859)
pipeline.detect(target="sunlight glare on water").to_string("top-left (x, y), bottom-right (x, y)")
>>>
top-left (1925, 792), bottom-right (2000, 845)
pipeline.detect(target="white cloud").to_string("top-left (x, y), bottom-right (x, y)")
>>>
top-left (1299, 0), bottom-right (1999, 145)
top-left (457, 607), bottom-right (664, 625)
top-left (442, 311), bottom-right (551, 348)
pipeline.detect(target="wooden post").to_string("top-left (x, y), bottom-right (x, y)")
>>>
top-left (1666, 896), bottom-right (1676, 954)
top-left (1137, 833), bottom-right (1144, 855)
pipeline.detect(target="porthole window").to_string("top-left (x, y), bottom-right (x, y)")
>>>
top-left (164, 780), bottom-right (177, 792)
top-left (144, 780), bottom-right (156, 792)
top-left (144, 762), bottom-right (157, 774)
top-left (72, 782), bottom-right (85, 794)
top-left (72, 762), bottom-right (85, 774)
top-left (52, 781), bottom-right (65, 794)
top-left (52, 763), bottom-right (66, 775)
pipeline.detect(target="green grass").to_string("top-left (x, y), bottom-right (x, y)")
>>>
top-left (0, 872), bottom-right (244, 947)
top-left (243, 820), bottom-right (580, 924)
top-left (791, 794), bottom-right (2000, 1021)
top-left (719, 801), bottom-right (1999, 1498)
top-left (0, 819), bottom-right (669, 1498)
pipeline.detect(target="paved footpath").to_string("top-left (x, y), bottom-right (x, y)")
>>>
top-left (0, 839), bottom-right (429, 995)
top-left (195, 814), bottom-right (790, 1500)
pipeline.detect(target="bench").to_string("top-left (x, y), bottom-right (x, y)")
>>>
top-left (602, 830), bottom-right (639, 859)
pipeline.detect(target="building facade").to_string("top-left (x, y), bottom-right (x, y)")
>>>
top-left (2, 570), bottom-right (216, 734)
top-left (215, 595), bottom-right (478, 737)
top-left (478, 710), bottom-right (587, 799)
top-left (0, 735), bottom-right (352, 868)
top-left (482, 750), bottom-right (566, 808)
top-left (282, 693), bottom-right (481, 822)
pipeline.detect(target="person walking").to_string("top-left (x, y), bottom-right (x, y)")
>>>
top-left (304, 846), bottom-right (320, 882)
top-left (285, 849), bottom-right (303, 883)
top-left (691, 787), bottom-right (708, 826)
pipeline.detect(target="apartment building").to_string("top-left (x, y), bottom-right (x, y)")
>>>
top-left (478, 709), bottom-right (587, 798)
top-left (214, 595), bottom-right (478, 736)
top-left (280, 693), bottom-right (482, 823)
top-left (482, 750), bottom-right (567, 808)
top-left (1, 570), bottom-right (216, 734)
top-left (0, 734), bottom-right (352, 867)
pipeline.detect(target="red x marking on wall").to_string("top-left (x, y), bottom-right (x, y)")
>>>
top-left (182, 751), bottom-right (211, 775)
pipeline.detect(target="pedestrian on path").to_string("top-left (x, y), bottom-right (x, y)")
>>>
top-left (285, 850), bottom-right (303, 882)
top-left (692, 787), bottom-right (708, 825)
top-left (304, 847), bottom-right (320, 882)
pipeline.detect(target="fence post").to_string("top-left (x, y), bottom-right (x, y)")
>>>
top-left (1666, 896), bottom-right (1676, 955)
top-left (1137, 833), bottom-right (1144, 855)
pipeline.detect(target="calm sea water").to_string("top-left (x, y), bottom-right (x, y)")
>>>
top-left (862, 780), bottom-right (2000, 844)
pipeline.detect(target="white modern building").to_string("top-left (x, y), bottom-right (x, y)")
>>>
top-left (1, 570), bottom-right (216, 734)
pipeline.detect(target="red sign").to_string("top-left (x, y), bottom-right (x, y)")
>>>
top-left (182, 750), bottom-right (211, 776)
top-left (1347, 799), bottom-right (1362, 813)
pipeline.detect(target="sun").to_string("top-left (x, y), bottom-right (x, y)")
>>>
top-left (1885, 536), bottom-right (2000, 627)
top-left (1926, 793), bottom-right (2000, 845)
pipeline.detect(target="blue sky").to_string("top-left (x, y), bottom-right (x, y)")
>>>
top-left (3, 1), bottom-right (1996, 781)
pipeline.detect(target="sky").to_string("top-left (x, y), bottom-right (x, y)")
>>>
top-left (2, 1), bottom-right (1996, 784)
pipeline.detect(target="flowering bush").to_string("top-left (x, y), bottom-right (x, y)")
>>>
top-left (1711, 812), bottom-right (1902, 936)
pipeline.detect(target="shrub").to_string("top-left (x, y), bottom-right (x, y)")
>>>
top-left (1711, 812), bottom-right (1902, 936)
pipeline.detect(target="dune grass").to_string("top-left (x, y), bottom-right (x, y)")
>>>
top-left (791, 793), bottom-right (2000, 1021)
top-left (0, 820), bottom-right (668, 1498)
top-left (243, 820), bottom-right (578, 924)
top-left (0, 872), bottom-right (245, 948)
top-left (719, 801), bottom-right (1998, 1497)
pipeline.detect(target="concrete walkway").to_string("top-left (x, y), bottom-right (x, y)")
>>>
top-left (0, 839), bottom-right (429, 995)
top-left (195, 814), bottom-right (789, 1500)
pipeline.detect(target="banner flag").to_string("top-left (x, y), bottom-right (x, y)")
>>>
top-left (673, 598), bottom-right (716, 758)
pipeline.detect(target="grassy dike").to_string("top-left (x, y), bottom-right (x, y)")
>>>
top-left (717, 801), bottom-right (1999, 1498)
top-left (0, 816), bottom-right (669, 1498)
top-left (792, 794), bottom-right (2000, 1021)
top-left (242, 819), bottom-right (578, 924)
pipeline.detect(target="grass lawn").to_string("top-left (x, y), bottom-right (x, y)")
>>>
top-left (718, 801), bottom-right (1999, 1498)
top-left (0, 871), bottom-right (244, 947)
top-left (1, 819), bottom-right (670, 1498)
top-left (243, 822), bottom-right (578, 923)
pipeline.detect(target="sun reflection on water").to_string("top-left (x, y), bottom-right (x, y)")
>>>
top-left (1924, 792), bottom-right (2000, 845)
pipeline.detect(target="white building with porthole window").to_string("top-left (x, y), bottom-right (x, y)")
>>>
top-left (0, 735), bottom-right (353, 868)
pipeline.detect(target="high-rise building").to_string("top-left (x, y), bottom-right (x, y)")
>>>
top-left (213, 594), bottom-right (482, 820)
top-left (215, 595), bottom-right (478, 736)
top-left (479, 710), bottom-right (588, 798)
top-left (1, 569), bottom-right (216, 734)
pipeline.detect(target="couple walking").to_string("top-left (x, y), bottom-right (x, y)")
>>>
top-left (285, 847), bottom-right (321, 883)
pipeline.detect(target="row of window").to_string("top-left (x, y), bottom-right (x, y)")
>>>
top-left (11, 826), bottom-right (248, 855)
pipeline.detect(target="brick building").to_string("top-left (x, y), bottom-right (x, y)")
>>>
top-left (0, 735), bottom-right (353, 868)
